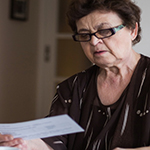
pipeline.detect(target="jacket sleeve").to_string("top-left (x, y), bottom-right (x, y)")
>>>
top-left (42, 74), bottom-right (79, 150)
top-left (41, 66), bottom-right (94, 149)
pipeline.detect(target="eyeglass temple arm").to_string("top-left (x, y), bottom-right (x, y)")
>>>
top-left (113, 24), bottom-right (125, 33)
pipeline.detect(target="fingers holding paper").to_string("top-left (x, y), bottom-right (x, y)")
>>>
top-left (0, 135), bottom-right (53, 150)
top-left (0, 133), bottom-right (26, 149)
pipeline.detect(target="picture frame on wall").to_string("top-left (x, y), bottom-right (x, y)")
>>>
top-left (10, 0), bottom-right (29, 21)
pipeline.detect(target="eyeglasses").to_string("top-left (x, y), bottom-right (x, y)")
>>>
top-left (72, 24), bottom-right (125, 42)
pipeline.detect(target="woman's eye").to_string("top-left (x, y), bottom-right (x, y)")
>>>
top-left (98, 30), bottom-right (111, 36)
top-left (79, 34), bottom-right (89, 39)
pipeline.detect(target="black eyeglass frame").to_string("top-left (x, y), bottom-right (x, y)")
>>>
top-left (72, 24), bottom-right (125, 42)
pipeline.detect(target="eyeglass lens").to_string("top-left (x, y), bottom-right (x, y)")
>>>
top-left (73, 24), bottom-right (125, 42)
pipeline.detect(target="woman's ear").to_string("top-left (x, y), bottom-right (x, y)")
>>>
top-left (131, 22), bottom-right (138, 41)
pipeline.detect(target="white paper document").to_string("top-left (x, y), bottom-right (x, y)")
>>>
top-left (0, 115), bottom-right (84, 140)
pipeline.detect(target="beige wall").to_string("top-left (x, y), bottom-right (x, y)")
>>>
top-left (133, 0), bottom-right (150, 56)
top-left (0, 0), bottom-right (40, 122)
top-left (0, 0), bottom-right (149, 123)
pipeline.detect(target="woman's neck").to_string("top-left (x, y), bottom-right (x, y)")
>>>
top-left (99, 51), bottom-right (141, 81)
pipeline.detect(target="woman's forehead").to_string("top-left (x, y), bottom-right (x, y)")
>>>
top-left (76, 11), bottom-right (122, 31)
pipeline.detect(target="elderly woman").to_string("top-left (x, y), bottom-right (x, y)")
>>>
top-left (1, 0), bottom-right (150, 149)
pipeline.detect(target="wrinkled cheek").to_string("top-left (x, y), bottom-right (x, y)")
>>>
top-left (84, 51), bottom-right (94, 63)
top-left (80, 44), bottom-right (93, 62)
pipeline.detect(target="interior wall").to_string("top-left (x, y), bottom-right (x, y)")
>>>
top-left (133, 0), bottom-right (150, 56)
top-left (0, 0), bottom-right (149, 123)
top-left (0, 0), bottom-right (40, 122)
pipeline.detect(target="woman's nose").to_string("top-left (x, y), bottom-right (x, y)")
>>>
top-left (89, 35), bottom-right (103, 46)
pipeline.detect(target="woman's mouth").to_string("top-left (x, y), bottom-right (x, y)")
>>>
top-left (94, 50), bottom-right (107, 55)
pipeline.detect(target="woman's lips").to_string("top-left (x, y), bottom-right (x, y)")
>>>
top-left (94, 50), bottom-right (107, 55)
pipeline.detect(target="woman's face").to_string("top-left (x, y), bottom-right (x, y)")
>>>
top-left (76, 10), bottom-right (137, 68)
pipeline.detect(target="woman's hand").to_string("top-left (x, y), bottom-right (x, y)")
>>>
top-left (0, 134), bottom-right (53, 150)
top-left (25, 139), bottom-right (54, 150)
top-left (0, 134), bottom-right (26, 149)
